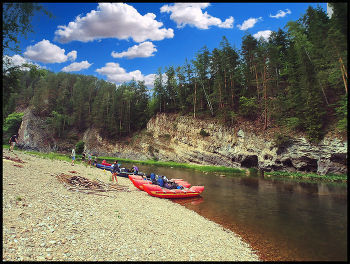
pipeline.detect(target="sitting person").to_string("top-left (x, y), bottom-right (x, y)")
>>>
top-left (164, 182), bottom-right (172, 189)
top-left (132, 165), bottom-right (139, 174)
top-left (93, 156), bottom-right (98, 167)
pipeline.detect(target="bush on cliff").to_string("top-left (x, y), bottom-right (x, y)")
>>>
top-left (3, 112), bottom-right (24, 144)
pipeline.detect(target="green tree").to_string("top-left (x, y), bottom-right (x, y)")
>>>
top-left (3, 3), bottom-right (54, 55)
top-left (3, 3), bottom-right (53, 120)
top-left (240, 32), bottom-right (258, 97)
top-left (153, 67), bottom-right (165, 113)
top-left (193, 45), bottom-right (213, 115)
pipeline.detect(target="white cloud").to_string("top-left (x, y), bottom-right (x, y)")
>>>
top-left (67, 50), bottom-right (77, 61)
top-left (3, 55), bottom-right (42, 71)
top-left (61, 61), bottom-right (92, 72)
top-left (269, 9), bottom-right (291, 19)
top-left (253, 30), bottom-right (272, 40)
top-left (218, 16), bottom-right (234, 29)
top-left (23, 39), bottom-right (77, 63)
top-left (237, 17), bottom-right (262, 31)
top-left (96, 62), bottom-right (155, 87)
top-left (54, 3), bottom-right (174, 43)
top-left (111, 41), bottom-right (157, 59)
top-left (160, 3), bottom-right (234, 29)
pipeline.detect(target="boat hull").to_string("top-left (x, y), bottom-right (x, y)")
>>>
top-left (143, 184), bottom-right (204, 199)
top-left (96, 164), bottom-right (112, 171)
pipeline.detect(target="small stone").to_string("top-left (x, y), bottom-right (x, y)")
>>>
top-left (37, 256), bottom-right (46, 261)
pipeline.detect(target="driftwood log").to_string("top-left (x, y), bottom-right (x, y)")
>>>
top-left (56, 173), bottom-right (130, 197)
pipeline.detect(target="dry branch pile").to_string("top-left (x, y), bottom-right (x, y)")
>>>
top-left (56, 173), bottom-right (130, 197)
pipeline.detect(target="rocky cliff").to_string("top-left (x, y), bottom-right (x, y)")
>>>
top-left (17, 110), bottom-right (347, 175)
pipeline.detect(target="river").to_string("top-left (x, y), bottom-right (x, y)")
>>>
top-left (128, 163), bottom-right (347, 261)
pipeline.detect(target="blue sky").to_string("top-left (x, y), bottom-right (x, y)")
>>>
top-left (8, 2), bottom-right (328, 89)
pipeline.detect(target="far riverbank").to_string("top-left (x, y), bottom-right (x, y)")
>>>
top-left (4, 144), bottom-right (347, 183)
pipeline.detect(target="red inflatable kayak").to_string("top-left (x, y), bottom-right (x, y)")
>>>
top-left (143, 184), bottom-right (204, 199)
top-left (102, 160), bottom-right (112, 166)
top-left (128, 175), bottom-right (191, 190)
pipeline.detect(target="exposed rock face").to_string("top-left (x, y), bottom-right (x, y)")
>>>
top-left (17, 111), bottom-right (347, 175)
top-left (140, 113), bottom-right (347, 175)
top-left (17, 108), bottom-right (58, 153)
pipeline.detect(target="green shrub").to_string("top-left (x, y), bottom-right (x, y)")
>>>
top-left (75, 140), bottom-right (84, 154)
top-left (334, 95), bottom-right (347, 134)
top-left (199, 128), bottom-right (210, 137)
top-left (273, 133), bottom-right (290, 148)
top-left (3, 112), bottom-right (24, 143)
top-left (239, 96), bottom-right (258, 118)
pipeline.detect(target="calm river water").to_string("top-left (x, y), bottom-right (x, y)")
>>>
top-left (131, 163), bottom-right (347, 261)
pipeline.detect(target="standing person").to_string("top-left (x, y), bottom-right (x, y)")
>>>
top-left (71, 147), bottom-right (76, 166)
top-left (8, 134), bottom-right (17, 151)
top-left (111, 160), bottom-right (120, 183)
top-left (81, 151), bottom-right (86, 164)
top-left (87, 152), bottom-right (92, 168)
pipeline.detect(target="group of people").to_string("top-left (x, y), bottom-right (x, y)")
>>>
top-left (70, 146), bottom-right (139, 184)
top-left (81, 151), bottom-right (94, 168)
top-left (71, 148), bottom-right (96, 168)
top-left (110, 161), bottom-right (138, 184)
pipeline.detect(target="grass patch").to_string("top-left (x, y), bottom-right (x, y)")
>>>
top-left (264, 171), bottom-right (347, 183)
top-left (23, 150), bottom-right (72, 162)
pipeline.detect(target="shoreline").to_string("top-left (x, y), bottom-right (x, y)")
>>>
top-left (8, 146), bottom-right (347, 183)
top-left (3, 149), bottom-right (260, 261)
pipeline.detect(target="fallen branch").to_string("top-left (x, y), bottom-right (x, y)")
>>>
top-left (56, 173), bottom-right (130, 196)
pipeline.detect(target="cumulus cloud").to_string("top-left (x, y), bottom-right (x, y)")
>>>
top-left (23, 39), bottom-right (77, 63)
top-left (54, 3), bottom-right (174, 43)
top-left (61, 61), bottom-right (92, 72)
top-left (67, 50), bottom-right (77, 61)
top-left (96, 62), bottom-right (155, 87)
top-left (269, 9), bottom-right (291, 19)
top-left (3, 55), bottom-right (42, 71)
top-left (160, 3), bottom-right (234, 29)
top-left (253, 30), bottom-right (272, 41)
top-left (218, 16), bottom-right (234, 29)
top-left (237, 17), bottom-right (262, 31)
top-left (111, 41), bottom-right (157, 59)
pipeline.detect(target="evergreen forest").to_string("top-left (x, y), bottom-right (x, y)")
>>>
top-left (3, 4), bottom-right (347, 144)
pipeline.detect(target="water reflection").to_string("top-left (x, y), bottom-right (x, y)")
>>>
top-left (133, 164), bottom-right (347, 261)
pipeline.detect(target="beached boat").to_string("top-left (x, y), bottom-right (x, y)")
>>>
top-left (143, 184), bottom-right (204, 199)
top-left (128, 175), bottom-right (191, 190)
top-left (96, 163), bottom-right (113, 171)
top-left (96, 164), bottom-right (144, 177)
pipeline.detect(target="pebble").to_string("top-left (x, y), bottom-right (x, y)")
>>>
top-left (2, 149), bottom-right (260, 261)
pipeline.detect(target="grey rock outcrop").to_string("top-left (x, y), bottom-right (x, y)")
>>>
top-left (17, 109), bottom-right (58, 153)
top-left (17, 111), bottom-right (347, 175)
top-left (142, 113), bottom-right (347, 175)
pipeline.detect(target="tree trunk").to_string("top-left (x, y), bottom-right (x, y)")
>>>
top-left (255, 65), bottom-right (259, 100)
top-left (194, 82), bottom-right (197, 118)
top-left (264, 61), bottom-right (267, 130)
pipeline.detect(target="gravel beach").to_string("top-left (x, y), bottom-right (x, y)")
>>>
top-left (3, 149), bottom-right (260, 261)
